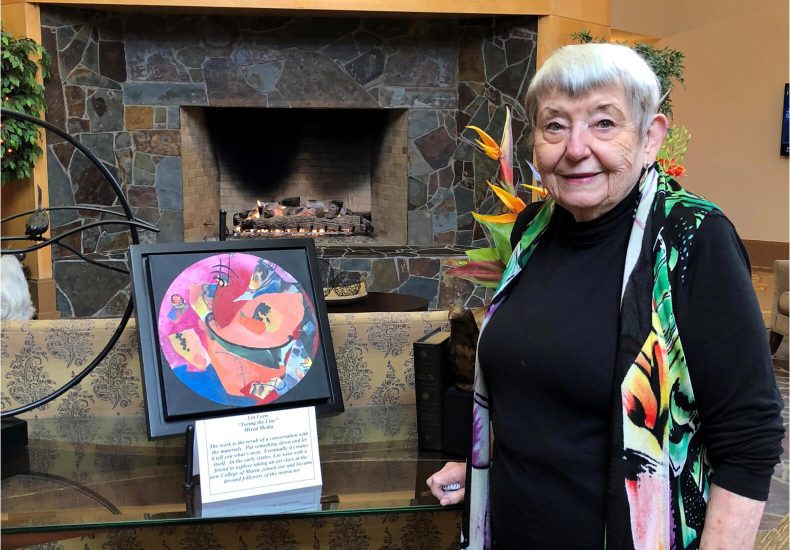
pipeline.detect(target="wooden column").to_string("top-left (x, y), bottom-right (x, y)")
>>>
top-left (1, 1), bottom-right (59, 319)
top-left (536, 14), bottom-right (611, 65)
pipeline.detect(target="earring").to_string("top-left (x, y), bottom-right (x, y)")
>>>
top-left (643, 160), bottom-right (651, 169)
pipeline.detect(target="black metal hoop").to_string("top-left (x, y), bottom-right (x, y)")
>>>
top-left (1, 108), bottom-right (156, 417)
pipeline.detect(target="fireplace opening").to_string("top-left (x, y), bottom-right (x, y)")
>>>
top-left (181, 107), bottom-right (408, 245)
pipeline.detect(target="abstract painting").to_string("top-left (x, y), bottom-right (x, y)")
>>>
top-left (130, 239), bottom-right (343, 438)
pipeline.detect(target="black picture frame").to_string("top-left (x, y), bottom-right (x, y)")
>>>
top-left (781, 83), bottom-right (789, 157)
top-left (129, 238), bottom-right (343, 438)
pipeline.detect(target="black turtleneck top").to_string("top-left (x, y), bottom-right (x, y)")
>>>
top-left (477, 181), bottom-right (783, 548)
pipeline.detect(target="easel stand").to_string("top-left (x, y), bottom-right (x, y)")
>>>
top-left (183, 424), bottom-right (196, 490)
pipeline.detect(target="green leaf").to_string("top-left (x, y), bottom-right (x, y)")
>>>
top-left (465, 247), bottom-right (500, 262)
top-left (475, 217), bottom-right (515, 264)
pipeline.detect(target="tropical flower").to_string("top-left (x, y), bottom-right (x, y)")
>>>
top-left (473, 181), bottom-right (525, 225)
top-left (659, 160), bottom-right (686, 177)
top-left (522, 161), bottom-right (548, 199)
top-left (465, 125), bottom-right (501, 162)
top-left (448, 108), bottom-right (548, 287)
top-left (522, 183), bottom-right (548, 198)
top-left (657, 125), bottom-right (690, 178)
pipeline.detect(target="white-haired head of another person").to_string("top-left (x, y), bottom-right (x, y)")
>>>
top-left (1, 254), bottom-right (36, 320)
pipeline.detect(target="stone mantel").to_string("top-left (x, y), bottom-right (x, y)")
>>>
top-left (1, 0), bottom-right (610, 25)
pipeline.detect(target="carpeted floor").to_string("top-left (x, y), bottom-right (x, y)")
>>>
top-left (752, 268), bottom-right (788, 547)
top-left (755, 513), bottom-right (789, 549)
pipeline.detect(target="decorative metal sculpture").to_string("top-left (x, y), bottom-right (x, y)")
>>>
top-left (0, 108), bottom-right (158, 417)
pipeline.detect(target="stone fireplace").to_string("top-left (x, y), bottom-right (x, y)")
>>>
top-left (41, 7), bottom-right (538, 315)
top-left (181, 107), bottom-right (408, 244)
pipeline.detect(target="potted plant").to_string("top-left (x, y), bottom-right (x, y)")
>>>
top-left (1, 25), bottom-right (51, 185)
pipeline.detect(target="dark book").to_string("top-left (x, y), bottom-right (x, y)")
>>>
top-left (441, 386), bottom-right (473, 458)
top-left (413, 328), bottom-right (452, 452)
top-left (1, 417), bottom-right (30, 479)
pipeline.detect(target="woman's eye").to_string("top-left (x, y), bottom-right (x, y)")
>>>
top-left (595, 119), bottom-right (615, 129)
top-left (545, 122), bottom-right (564, 132)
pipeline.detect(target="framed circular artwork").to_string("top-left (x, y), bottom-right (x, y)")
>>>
top-left (130, 239), bottom-right (343, 438)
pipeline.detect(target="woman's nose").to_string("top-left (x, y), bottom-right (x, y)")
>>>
top-left (565, 126), bottom-right (591, 161)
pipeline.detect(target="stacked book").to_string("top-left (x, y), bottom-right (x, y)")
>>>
top-left (413, 328), bottom-right (473, 457)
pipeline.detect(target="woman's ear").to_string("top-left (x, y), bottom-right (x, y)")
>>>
top-left (645, 113), bottom-right (670, 163)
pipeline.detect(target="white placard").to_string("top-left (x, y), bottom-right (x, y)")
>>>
top-left (195, 406), bottom-right (321, 505)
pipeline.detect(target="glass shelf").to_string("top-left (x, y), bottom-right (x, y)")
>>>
top-left (1, 406), bottom-right (461, 535)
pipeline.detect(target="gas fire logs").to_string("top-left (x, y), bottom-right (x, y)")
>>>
top-left (232, 198), bottom-right (373, 238)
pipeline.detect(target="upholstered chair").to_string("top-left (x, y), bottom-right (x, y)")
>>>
top-left (769, 260), bottom-right (789, 354)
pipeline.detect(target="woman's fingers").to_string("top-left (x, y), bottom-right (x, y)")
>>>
top-left (439, 486), bottom-right (465, 506)
top-left (425, 461), bottom-right (466, 505)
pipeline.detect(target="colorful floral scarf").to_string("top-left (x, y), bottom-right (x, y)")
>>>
top-left (466, 165), bottom-right (718, 549)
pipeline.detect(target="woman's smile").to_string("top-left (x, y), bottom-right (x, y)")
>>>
top-left (559, 171), bottom-right (603, 185)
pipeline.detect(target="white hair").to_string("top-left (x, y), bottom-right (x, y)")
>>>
top-left (525, 43), bottom-right (662, 136)
top-left (1, 255), bottom-right (35, 320)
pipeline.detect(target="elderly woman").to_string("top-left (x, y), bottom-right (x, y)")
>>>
top-left (427, 43), bottom-right (783, 549)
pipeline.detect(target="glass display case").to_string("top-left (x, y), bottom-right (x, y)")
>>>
top-left (1, 405), bottom-right (462, 547)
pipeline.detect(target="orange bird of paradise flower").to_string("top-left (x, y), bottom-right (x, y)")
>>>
top-left (465, 107), bottom-right (516, 195)
top-left (448, 107), bottom-right (549, 287)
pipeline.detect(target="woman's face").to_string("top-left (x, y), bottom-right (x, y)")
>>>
top-left (534, 85), bottom-right (667, 221)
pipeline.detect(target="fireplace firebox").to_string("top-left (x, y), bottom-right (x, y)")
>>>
top-left (181, 107), bottom-right (408, 244)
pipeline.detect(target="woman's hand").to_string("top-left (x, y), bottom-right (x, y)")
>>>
top-left (426, 461), bottom-right (466, 505)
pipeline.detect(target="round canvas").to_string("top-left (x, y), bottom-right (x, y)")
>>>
top-left (157, 252), bottom-right (319, 407)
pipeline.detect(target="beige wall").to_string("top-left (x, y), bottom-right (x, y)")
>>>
top-left (614, 0), bottom-right (789, 244)
top-left (611, 0), bottom-right (665, 39)
top-left (659, 0), bottom-right (788, 243)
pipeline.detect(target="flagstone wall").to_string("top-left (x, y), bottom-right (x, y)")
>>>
top-left (40, 7), bottom-right (537, 316)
